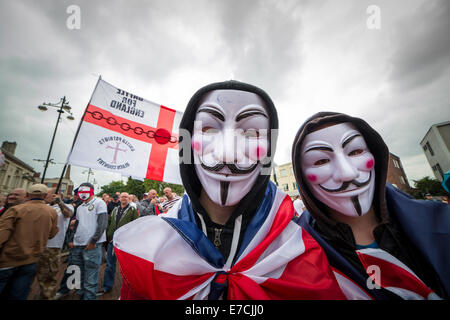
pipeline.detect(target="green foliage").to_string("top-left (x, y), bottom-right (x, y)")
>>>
top-left (97, 177), bottom-right (184, 199)
top-left (412, 176), bottom-right (446, 198)
top-left (143, 179), bottom-right (184, 197)
top-left (97, 180), bottom-right (126, 196)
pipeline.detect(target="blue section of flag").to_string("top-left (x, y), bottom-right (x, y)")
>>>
top-left (162, 182), bottom-right (278, 270)
top-left (235, 181), bottom-right (277, 261)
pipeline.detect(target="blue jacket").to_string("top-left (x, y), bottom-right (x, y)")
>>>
top-left (299, 183), bottom-right (450, 299)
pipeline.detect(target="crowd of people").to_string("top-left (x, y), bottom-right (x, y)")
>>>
top-left (0, 80), bottom-right (449, 301)
top-left (0, 183), bottom-right (182, 300)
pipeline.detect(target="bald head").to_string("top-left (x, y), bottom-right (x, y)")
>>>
top-left (163, 187), bottom-right (173, 200)
top-left (8, 188), bottom-right (27, 206)
top-left (120, 192), bottom-right (130, 207)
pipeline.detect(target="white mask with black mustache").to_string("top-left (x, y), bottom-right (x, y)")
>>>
top-left (300, 122), bottom-right (375, 217)
top-left (192, 89), bottom-right (270, 207)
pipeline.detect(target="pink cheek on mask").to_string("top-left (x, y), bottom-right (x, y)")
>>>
top-left (307, 174), bottom-right (317, 183)
top-left (192, 140), bottom-right (202, 153)
top-left (254, 145), bottom-right (267, 160)
top-left (366, 159), bottom-right (374, 169)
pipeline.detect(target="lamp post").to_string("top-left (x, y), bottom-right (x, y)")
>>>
top-left (38, 96), bottom-right (75, 183)
top-left (82, 168), bottom-right (94, 183)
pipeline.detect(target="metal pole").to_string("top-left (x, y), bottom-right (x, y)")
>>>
top-left (41, 96), bottom-right (65, 183)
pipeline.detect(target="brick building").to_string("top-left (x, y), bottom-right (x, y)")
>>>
top-left (43, 165), bottom-right (74, 198)
top-left (387, 153), bottom-right (411, 194)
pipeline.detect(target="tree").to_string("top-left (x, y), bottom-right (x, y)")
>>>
top-left (126, 178), bottom-right (146, 198)
top-left (97, 178), bottom-right (184, 199)
top-left (411, 176), bottom-right (446, 199)
top-left (143, 179), bottom-right (184, 197)
top-left (97, 180), bottom-right (126, 196)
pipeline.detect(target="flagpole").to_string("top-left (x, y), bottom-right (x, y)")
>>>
top-left (56, 75), bottom-right (102, 194)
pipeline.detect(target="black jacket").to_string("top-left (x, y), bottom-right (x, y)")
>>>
top-left (292, 112), bottom-right (447, 299)
top-left (179, 80), bottom-right (278, 262)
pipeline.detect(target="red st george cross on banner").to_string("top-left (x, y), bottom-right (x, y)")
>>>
top-left (67, 78), bottom-right (183, 184)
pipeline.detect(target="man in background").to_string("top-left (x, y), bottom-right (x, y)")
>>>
top-left (0, 184), bottom-right (58, 300)
top-left (161, 187), bottom-right (181, 213)
top-left (36, 188), bottom-right (74, 300)
top-left (293, 195), bottom-right (306, 216)
top-left (139, 189), bottom-right (161, 216)
top-left (99, 192), bottom-right (138, 295)
top-left (107, 194), bottom-right (120, 215)
top-left (0, 188), bottom-right (26, 217)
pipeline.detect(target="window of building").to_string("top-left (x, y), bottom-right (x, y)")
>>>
top-left (436, 163), bottom-right (444, 179)
top-left (282, 183), bottom-right (289, 191)
top-left (393, 159), bottom-right (400, 168)
top-left (426, 141), bottom-right (434, 156)
top-left (400, 176), bottom-right (406, 184)
top-left (293, 182), bottom-right (297, 190)
top-left (280, 169), bottom-right (287, 177)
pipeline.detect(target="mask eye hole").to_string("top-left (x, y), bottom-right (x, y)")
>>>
top-left (243, 129), bottom-right (260, 138)
top-left (314, 159), bottom-right (330, 166)
top-left (348, 149), bottom-right (364, 156)
top-left (202, 126), bottom-right (218, 134)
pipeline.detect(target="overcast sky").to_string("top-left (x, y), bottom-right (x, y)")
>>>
top-left (1, 0), bottom-right (449, 191)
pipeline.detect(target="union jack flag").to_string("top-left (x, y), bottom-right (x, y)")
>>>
top-left (357, 248), bottom-right (442, 300)
top-left (113, 182), bottom-right (347, 300)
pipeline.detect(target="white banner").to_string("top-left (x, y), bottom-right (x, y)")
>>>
top-left (67, 78), bottom-right (183, 184)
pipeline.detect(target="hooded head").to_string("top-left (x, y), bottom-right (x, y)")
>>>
top-left (179, 80), bottom-right (278, 220)
top-left (292, 112), bottom-right (389, 225)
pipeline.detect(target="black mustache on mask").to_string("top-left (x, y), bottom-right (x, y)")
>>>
top-left (319, 171), bottom-right (372, 193)
top-left (200, 161), bottom-right (258, 175)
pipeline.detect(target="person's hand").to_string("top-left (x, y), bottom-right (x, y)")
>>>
top-left (151, 198), bottom-right (157, 204)
top-left (53, 194), bottom-right (62, 204)
top-left (85, 243), bottom-right (97, 251)
top-left (68, 242), bottom-right (74, 249)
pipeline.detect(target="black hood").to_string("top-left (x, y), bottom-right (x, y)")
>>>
top-left (291, 112), bottom-right (390, 226)
top-left (179, 80), bottom-right (278, 224)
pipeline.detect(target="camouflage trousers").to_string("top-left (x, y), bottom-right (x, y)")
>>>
top-left (36, 248), bottom-right (61, 300)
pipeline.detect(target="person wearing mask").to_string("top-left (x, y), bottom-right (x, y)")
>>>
top-left (113, 80), bottom-right (345, 300)
top-left (292, 112), bottom-right (449, 299)
top-left (67, 182), bottom-right (107, 300)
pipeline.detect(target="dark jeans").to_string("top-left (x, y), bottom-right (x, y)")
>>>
top-left (71, 245), bottom-right (102, 300)
top-left (102, 242), bottom-right (117, 291)
top-left (0, 263), bottom-right (38, 300)
top-left (58, 249), bottom-right (73, 294)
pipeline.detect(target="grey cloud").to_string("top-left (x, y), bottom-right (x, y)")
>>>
top-left (215, 0), bottom-right (303, 97)
top-left (388, 0), bottom-right (450, 91)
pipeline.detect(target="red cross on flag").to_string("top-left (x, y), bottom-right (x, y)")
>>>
top-left (67, 77), bottom-right (183, 184)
